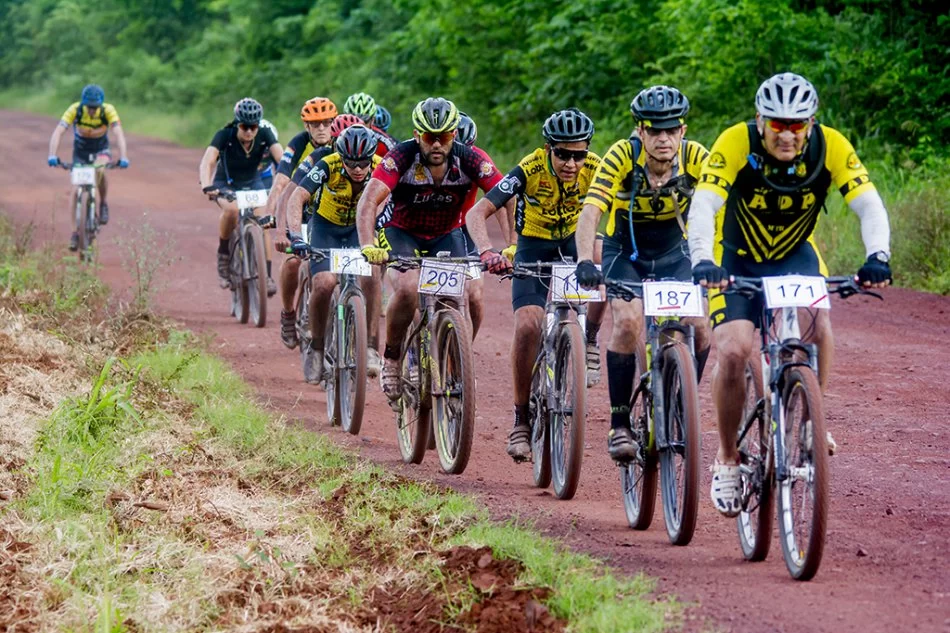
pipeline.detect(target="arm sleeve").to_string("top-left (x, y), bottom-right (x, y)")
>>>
top-left (848, 189), bottom-right (891, 257)
top-left (823, 125), bottom-right (876, 203)
top-left (584, 139), bottom-right (632, 213)
top-left (687, 189), bottom-right (726, 264)
top-left (277, 133), bottom-right (309, 177)
top-left (60, 103), bottom-right (79, 125)
top-left (371, 141), bottom-right (414, 190)
top-left (484, 166), bottom-right (527, 208)
top-left (298, 159), bottom-right (331, 196)
top-left (103, 104), bottom-right (120, 125)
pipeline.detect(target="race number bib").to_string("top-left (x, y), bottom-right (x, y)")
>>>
top-left (551, 264), bottom-right (601, 303)
top-left (330, 249), bottom-right (372, 276)
top-left (70, 166), bottom-right (96, 186)
top-left (235, 189), bottom-right (268, 209)
top-left (643, 281), bottom-right (704, 317)
top-left (418, 260), bottom-right (467, 297)
top-left (762, 275), bottom-right (830, 309)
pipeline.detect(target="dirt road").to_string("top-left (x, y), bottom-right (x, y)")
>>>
top-left (5, 111), bottom-right (949, 633)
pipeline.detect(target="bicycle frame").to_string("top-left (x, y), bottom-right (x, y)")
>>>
top-left (641, 316), bottom-right (696, 454)
top-left (536, 300), bottom-right (586, 421)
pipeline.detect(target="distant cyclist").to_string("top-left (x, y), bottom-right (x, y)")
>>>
top-left (343, 92), bottom-right (396, 155)
top-left (198, 98), bottom-right (283, 296)
top-left (258, 119), bottom-right (280, 190)
top-left (47, 83), bottom-right (129, 251)
top-left (374, 105), bottom-right (393, 134)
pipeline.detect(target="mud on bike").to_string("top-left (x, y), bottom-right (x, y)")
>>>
top-left (606, 278), bottom-right (703, 545)
top-left (57, 161), bottom-right (118, 263)
top-left (729, 274), bottom-right (881, 580)
top-left (214, 188), bottom-right (273, 328)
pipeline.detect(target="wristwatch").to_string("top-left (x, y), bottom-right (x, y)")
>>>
top-left (870, 251), bottom-right (890, 263)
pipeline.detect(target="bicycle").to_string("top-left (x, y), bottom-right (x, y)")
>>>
top-left (508, 261), bottom-right (590, 501)
top-left (290, 240), bottom-right (370, 435)
top-left (728, 274), bottom-right (880, 580)
top-left (57, 161), bottom-right (118, 262)
top-left (605, 278), bottom-right (703, 545)
top-left (385, 254), bottom-right (479, 474)
top-left (215, 188), bottom-right (273, 328)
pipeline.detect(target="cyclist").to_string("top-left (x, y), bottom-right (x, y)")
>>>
top-left (464, 108), bottom-right (601, 461)
top-left (375, 105), bottom-right (393, 134)
top-left (258, 119), bottom-right (280, 190)
top-left (574, 85), bottom-right (712, 462)
top-left (356, 97), bottom-right (503, 402)
top-left (284, 125), bottom-right (383, 383)
top-left (198, 97), bottom-right (283, 295)
top-left (688, 72), bottom-right (892, 517)
top-left (343, 92), bottom-right (396, 155)
top-left (47, 83), bottom-right (130, 250)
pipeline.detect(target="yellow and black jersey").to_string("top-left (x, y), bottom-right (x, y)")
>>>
top-left (59, 102), bottom-right (120, 138)
top-left (585, 138), bottom-right (708, 255)
top-left (698, 121), bottom-right (875, 263)
top-left (484, 147), bottom-right (601, 240)
top-left (298, 152), bottom-right (382, 226)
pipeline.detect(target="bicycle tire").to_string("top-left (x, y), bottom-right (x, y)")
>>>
top-left (75, 188), bottom-right (90, 262)
top-left (777, 366), bottom-right (828, 581)
top-left (295, 264), bottom-right (311, 352)
top-left (621, 348), bottom-right (658, 529)
top-left (432, 308), bottom-right (476, 475)
top-left (550, 321), bottom-right (586, 500)
top-left (324, 286), bottom-right (341, 424)
top-left (658, 343), bottom-right (701, 546)
top-left (737, 361), bottom-right (774, 562)
top-left (230, 233), bottom-right (249, 324)
top-left (339, 291), bottom-right (368, 436)
top-left (530, 349), bottom-right (551, 489)
top-left (396, 327), bottom-right (429, 464)
top-left (244, 223), bottom-right (268, 328)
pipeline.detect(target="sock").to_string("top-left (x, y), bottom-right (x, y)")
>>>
top-left (218, 238), bottom-right (229, 255)
top-left (383, 344), bottom-right (400, 361)
top-left (586, 320), bottom-right (601, 346)
top-left (266, 260), bottom-right (272, 277)
top-left (368, 336), bottom-right (379, 350)
top-left (606, 350), bottom-right (638, 430)
top-left (695, 346), bottom-right (711, 384)
top-left (513, 404), bottom-right (530, 428)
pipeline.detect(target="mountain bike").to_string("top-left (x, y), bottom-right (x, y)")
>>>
top-left (216, 189), bottom-right (273, 328)
top-left (606, 278), bottom-right (703, 545)
top-left (386, 254), bottom-right (479, 474)
top-left (729, 275), bottom-right (880, 580)
top-left (291, 243), bottom-right (370, 435)
top-left (57, 161), bottom-right (118, 262)
top-left (510, 261), bottom-right (590, 501)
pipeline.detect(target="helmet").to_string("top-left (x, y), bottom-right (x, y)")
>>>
top-left (457, 111), bottom-right (477, 147)
top-left (411, 97), bottom-right (460, 134)
top-left (81, 84), bottom-right (105, 107)
top-left (331, 113), bottom-right (364, 138)
top-left (342, 92), bottom-right (377, 122)
top-left (260, 118), bottom-right (278, 141)
top-left (542, 108), bottom-right (594, 143)
top-left (234, 97), bottom-right (263, 125)
top-left (630, 86), bottom-right (689, 129)
top-left (755, 73), bottom-right (818, 119)
top-left (374, 105), bottom-right (392, 131)
top-left (301, 96), bottom-right (337, 122)
top-left (335, 125), bottom-right (378, 162)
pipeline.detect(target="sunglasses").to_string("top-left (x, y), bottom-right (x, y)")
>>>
top-left (551, 147), bottom-right (589, 163)
top-left (643, 126), bottom-right (682, 137)
top-left (310, 119), bottom-right (333, 128)
top-left (766, 118), bottom-right (809, 134)
top-left (420, 131), bottom-right (455, 145)
top-left (343, 158), bottom-right (372, 169)
top-left (238, 123), bottom-right (259, 132)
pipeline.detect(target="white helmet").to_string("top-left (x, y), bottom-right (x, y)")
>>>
top-left (259, 118), bottom-right (278, 141)
top-left (755, 73), bottom-right (818, 119)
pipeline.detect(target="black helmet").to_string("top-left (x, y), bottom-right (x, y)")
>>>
top-left (81, 84), bottom-right (105, 106)
top-left (335, 125), bottom-right (378, 161)
top-left (542, 108), bottom-right (594, 143)
top-left (411, 97), bottom-right (460, 134)
top-left (457, 111), bottom-right (477, 147)
top-left (630, 86), bottom-right (689, 129)
top-left (234, 97), bottom-right (263, 125)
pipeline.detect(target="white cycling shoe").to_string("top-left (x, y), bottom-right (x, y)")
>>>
top-left (710, 459), bottom-right (742, 518)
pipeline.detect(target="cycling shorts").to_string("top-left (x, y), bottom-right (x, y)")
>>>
top-left (73, 135), bottom-right (110, 165)
top-left (602, 238), bottom-right (692, 299)
top-left (308, 213), bottom-right (360, 275)
top-left (377, 225), bottom-right (468, 259)
top-left (512, 233), bottom-right (577, 311)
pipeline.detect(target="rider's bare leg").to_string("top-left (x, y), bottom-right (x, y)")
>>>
top-left (511, 306), bottom-right (544, 407)
top-left (308, 271), bottom-right (338, 347)
top-left (711, 319), bottom-right (756, 464)
top-left (280, 257), bottom-right (301, 313)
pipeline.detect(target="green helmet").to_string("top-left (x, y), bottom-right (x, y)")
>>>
top-left (342, 92), bottom-right (377, 123)
top-left (411, 97), bottom-right (460, 134)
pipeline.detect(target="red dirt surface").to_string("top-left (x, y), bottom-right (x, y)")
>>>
top-left (4, 111), bottom-right (949, 633)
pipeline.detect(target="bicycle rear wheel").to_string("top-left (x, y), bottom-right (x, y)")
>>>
top-left (737, 361), bottom-right (774, 562)
top-left (658, 343), bottom-right (701, 546)
top-left (339, 291), bottom-right (368, 436)
top-left (432, 308), bottom-right (476, 475)
top-left (550, 321), bottom-right (586, 500)
top-left (778, 366), bottom-right (828, 581)
top-left (530, 351), bottom-right (551, 489)
top-left (244, 223), bottom-right (268, 328)
top-left (396, 328), bottom-right (429, 464)
top-left (621, 350), bottom-right (657, 529)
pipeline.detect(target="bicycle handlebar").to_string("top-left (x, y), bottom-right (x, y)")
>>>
top-left (387, 254), bottom-right (482, 272)
top-left (58, 161), bottom-right (120, 171)
top-left (725, 275), bottom-right (883, 301)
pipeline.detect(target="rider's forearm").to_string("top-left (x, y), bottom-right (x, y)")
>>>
top-left (356, 179), bottom-right (389, 246)
top-left (114, 126), bottom-right (128, 160)
top-left (268, 174), bottom-right (290, 218)
top-left (198, 147), bottom-right (218, 190)
top-left (48, 125), bottom-right (65, 157)
top-left (848, 189), bottom-right (891, 257)
top-left (465, 198), bottom-right (497, 254)
top-left (285, 187), bottom-right (307, 235)
top-left (575, 203), bottom-right (602, 262)
top-left (687, 189), bottom-right (725, 264)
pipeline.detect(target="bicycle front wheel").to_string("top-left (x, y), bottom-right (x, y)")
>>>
top-left (778, 366), bottom-right (828, 581)
top-left (230, 235), bottom-right (249, 324)
top-left (339, 291), bottom-right (368, 436)
top-left (431, 308), bottom-right (476, 475)
top-left (244, 223), bottom-right (268, 328)
top-left (76, 188), bottom-right (91, 262)
top-left (658, 343), bottom-right (702, 546)
top-left (621, 349), bottom-right (657, 529)
top-left (550, 321), bottom-right (586, 500)
top-left (530, 350), bottom-right (551, 489)
top-left (737, 361), bottom-right (774, 562)
top-left (323, 286), bottom-right (341, 423)
top-left (396, 328), bottom-right (429, 464)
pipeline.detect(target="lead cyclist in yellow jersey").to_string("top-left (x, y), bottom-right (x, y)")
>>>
top-left (688, 72), bottom-right (893, 517)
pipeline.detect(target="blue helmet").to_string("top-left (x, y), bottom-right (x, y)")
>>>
top-left (81, 84), bottom-right (105, 107)
top-left (374, 105), bottom-right (392, 132)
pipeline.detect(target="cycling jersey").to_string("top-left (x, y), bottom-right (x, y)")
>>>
top-left (209, 123), bottom-right (278, 187)
top-left (59, 102), bottom-right (120, 138)
top-left (290, 146), bottom-right (335, 186)
top-left (484, 147), bottom-right (601, 241)
top-left (373, 140), bottom-right (502, 239)
top-left (372, 126), bottom-right (396, 158)
top-left (585, 138), bottom-right (708, 257)
top-left (298, 152), bottom-right (382, 226)
top-left (697, 121), bottom-right (875, 263)
top-left (278, 131), bottom-right (332, 178)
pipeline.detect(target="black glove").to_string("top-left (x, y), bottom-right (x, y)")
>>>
top-left (289, 233), bottom-right (309, 256)
top-left (857, 253), bottom-right (892, 285)
top-left (692, 259), bottom-right (728, 286)
top-left (575, 259), bottom-right (603, 289)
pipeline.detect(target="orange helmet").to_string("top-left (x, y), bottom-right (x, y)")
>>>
top-left (300, 97), bottom-right (337, 122)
